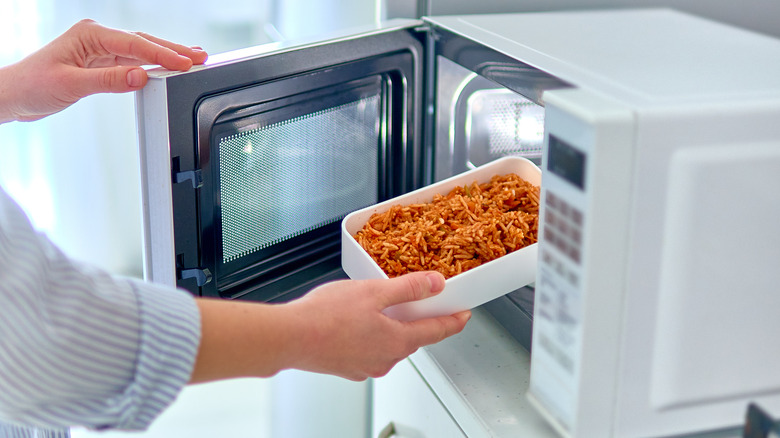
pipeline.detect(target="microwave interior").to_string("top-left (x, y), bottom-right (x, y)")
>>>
top-left (137, 20), bottom-right (568, 348)
top-left (433, 55), bottom-right (553, 351)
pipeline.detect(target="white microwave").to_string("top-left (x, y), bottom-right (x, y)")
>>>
top-left (521, 10), bottom-right (780, 438)
top-left (135, 8), bottom-right (780, 437)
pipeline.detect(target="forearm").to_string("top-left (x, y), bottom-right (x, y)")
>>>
top-left (0, 186), bottom-right (200, 431)
top-left (189, 275), bottom-right (471, 384)
top-left (190, 298), bottom-right (304, 383)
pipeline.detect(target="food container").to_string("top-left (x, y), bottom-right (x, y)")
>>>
top-left (341, 156), bottom-right (540, 321)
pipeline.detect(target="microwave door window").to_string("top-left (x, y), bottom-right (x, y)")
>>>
top-left (217, 96), bottom-right (380, 265)
top-left (202, 75), bottom-right (388, 300)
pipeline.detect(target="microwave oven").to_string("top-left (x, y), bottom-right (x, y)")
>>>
top-left (134, 12), bottom-right (562, 306)
top-left (135, 8), bottom-right (780, 438)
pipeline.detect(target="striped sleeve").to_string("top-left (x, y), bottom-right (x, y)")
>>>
top-left (0, 187), bottom-right (201, 433)
top-left (0, 423), bottom-right (70, 438)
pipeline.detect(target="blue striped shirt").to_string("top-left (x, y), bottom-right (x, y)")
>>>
top-left (0, 187), bottom-right (201, 437)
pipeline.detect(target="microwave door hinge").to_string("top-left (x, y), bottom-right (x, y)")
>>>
top-left (174, 169), bottom-right (203, 188)
top-left (413, 24), bottom-right (439, 40)
top-left (180, 267), bottom-right (212, 286)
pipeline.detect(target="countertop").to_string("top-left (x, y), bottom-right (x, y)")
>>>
top-left (409, 307), bottom-right (557, 437)
top-left (408, 307), bottom-right (747, 438)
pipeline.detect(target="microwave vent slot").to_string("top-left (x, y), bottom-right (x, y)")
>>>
top-left (464, 88), bottom-right (545, 167)
top-left (437, 58), bottom-right (549, 179)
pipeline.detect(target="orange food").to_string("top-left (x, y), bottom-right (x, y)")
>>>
top-left (354, 173), bottom-right (539, 279)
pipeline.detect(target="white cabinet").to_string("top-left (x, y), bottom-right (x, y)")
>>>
top-left (372, 358), bottom-right (466, 438)
top-left (371, 308), bottom-right (746, 438)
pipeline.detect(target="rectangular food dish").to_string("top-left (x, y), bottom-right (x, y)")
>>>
top-left (341, 156), bottom-right (541, 321)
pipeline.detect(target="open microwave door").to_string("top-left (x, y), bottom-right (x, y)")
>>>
top-left (135, 20), bottom-right (425, 301)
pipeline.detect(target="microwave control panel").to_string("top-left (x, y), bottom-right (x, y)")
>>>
top-left (529, 87), bottom-right (636, 437)
top-left (530, 133), bottom-right (588, 433)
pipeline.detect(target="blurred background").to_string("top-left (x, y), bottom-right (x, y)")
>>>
top-left (1, 0), bottom-right (777, 437)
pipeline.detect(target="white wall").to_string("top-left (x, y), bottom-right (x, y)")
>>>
top-left (385, 0), bottom-right (780, 39)
top-left (271, 0), bottom-right (378, 40)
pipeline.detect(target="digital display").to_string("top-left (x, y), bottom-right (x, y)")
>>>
top-left (548, 135), bottom-right (586, 190)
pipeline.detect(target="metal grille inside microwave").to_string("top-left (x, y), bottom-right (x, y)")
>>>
top-left (435, 58), bottom-right (545, 180)
top-left (464, 88), bottom-right (545, 163)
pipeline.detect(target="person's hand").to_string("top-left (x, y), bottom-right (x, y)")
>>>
top-left (282, 272), bottom-right (472, 381)
top-left (190, 272), bottom-right (471, 384)
top-left (0, 19), bottom-right (207, 123)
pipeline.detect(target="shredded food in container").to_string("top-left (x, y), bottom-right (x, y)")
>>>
top-left (354, 173), bottom-right (539, 279)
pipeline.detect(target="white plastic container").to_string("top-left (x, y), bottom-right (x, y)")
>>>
top-left (341, 156), bottom-right (541, 321)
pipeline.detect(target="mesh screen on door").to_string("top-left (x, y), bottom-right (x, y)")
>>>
top-left (218, 96), bottom-right (380, 263)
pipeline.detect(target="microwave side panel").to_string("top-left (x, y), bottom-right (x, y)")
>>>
top-left (615, 97), bottom-right (780, 438)
top-left (136, 22), bottom-right (426, 297)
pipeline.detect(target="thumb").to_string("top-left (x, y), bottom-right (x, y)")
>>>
top-left (72, 66), bottom-right (148, 97)
top-left (377, 271), bottom-right (446, 309)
